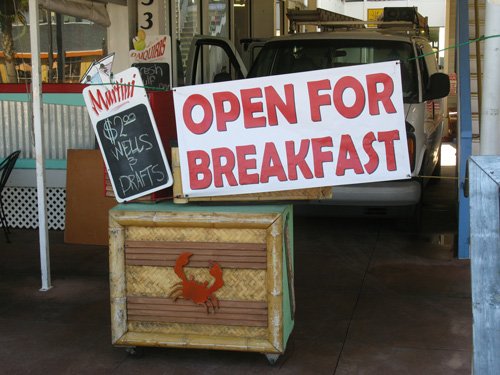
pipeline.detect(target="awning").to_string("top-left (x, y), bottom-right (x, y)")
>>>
top-left (38, 0), bottom-right (127, 27)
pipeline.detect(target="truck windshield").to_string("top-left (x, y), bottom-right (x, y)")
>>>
top-left (248, 39), bottom-right (418, 103)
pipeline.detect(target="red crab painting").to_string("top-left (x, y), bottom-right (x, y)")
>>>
top-left (168, 252), bottom-right (224, 313)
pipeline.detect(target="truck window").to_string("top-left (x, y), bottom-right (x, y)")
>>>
top-left (248, 39), bottom-right (419, 103)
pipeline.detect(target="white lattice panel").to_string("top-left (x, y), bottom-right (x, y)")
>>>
top-left (1, 187), bottom-right (65, 230)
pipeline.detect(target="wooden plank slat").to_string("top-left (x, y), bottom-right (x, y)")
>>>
top-left (127, 314), bottom-right (268, 327)
top-left (127, 309), bottom-right (267, 322)
top-left (126, 247), bottom-right (266, 257)
top-left (126, 241), bottom-right (265, 251)
top-left (127, 296), bottom-right (268, 310)
top-left (125, 253), bottom-right (266, 263)
top-left (125, 254), bottom-right (266, 267)
top-left (125, 259), bottom-right (266, 269)
top-left (126, 296), bottom-right (269, 327)
top-left (124, 241), bottom-right (267, 270)
top-left (127, 304), bottom-right (268, 320)
top-left (127, 303), bottom-right (267, 316)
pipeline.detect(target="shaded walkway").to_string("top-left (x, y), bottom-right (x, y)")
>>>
top-left (0, 165), bottom-right (471, 374)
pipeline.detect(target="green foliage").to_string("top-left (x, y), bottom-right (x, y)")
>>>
top-left (0, 0), bottom-right (29, 83)
top-left (0, 0), bottom-right (29, 24)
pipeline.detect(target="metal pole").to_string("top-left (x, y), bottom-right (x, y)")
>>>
top-left (47, 10), bottom-right (53, 83)
top-left (29, 0), bottom-right (52, 291)
top-left (456, 0), bottom-right (472, 259)
top-left (479, 0), bottom-right (500, 155)
top-left (56, 13), bottom-right (63, 82)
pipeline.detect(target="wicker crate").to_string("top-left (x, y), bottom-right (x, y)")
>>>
top-left (109, 202), bottom-right (295, 362)
top-left (171, 147), bottom-right (333, 204)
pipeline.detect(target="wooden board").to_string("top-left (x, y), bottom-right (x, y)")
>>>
top-left (469, 156), bottom-right (500, 374)
top-left (64, 149), bottom-right (116, 245)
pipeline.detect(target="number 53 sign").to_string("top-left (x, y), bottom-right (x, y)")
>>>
top-left (138, 0), bottom-right (163, 36)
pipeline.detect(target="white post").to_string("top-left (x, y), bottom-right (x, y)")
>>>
top-left (29, 0), bottom-right (52, 291)
top-left (479, 0), bottom-right (500, 155)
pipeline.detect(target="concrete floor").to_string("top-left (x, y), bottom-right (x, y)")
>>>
top-left (0, 165), bottom-right (472, 374)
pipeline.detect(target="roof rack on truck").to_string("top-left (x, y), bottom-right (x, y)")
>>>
top-left (287, 7), bottom-right (430, 39)
top-left (287, 8), bottom-right (364, 33)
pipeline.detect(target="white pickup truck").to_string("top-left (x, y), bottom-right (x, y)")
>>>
top-left (183, 7), bottom-right (450, 210)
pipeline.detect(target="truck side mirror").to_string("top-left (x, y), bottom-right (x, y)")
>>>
top-left (424, 72), bottom-right (450, 100)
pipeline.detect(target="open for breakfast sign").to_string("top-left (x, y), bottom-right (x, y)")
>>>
top-left (173, 61), bottom-right (410, 198)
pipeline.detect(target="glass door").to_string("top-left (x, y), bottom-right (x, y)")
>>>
top-left (173, 0), bottom-right (235, 87)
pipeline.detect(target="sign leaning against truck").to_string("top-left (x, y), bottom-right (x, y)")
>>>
top-left (173, 61), bottom-right (411, 198)
top-left (83, 67), bottom-right (173, 202)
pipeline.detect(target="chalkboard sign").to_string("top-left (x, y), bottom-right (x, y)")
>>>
top-left (83, 67), bottom-right (173, 202)
top-left (95, 103), bottom-right (171, 202)
top-left (132, 63), bottom-right (170, 90)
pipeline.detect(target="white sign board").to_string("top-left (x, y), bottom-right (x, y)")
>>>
top-left (173, 61), bottom-right (410, 197)
top-left (83, 67), bottom-right (173, 202)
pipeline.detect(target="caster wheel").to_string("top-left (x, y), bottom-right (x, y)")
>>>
top-left (125, 346), bottom-right (144, 357)
top-left (265, 353), bottom-right (280, 365)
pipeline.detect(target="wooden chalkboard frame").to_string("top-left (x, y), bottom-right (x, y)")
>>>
top-left (83, 67), bottom-right (173, 202)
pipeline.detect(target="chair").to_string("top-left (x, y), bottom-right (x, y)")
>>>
top-left (0, 150), bottom-right (21, 242)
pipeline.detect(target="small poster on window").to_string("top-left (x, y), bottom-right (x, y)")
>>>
top-left (80, 53), bottom-right (115, 85)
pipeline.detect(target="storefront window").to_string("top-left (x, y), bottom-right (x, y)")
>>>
top-left (208, 0), bottom-right (228, 38)
top-left (0, 8), bottom-right (106, 84)
top-left (201, 0), bottom-right (230, 82)
top-left (174, 0), bottom-right (232, 86)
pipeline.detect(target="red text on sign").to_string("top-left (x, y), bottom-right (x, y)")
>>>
top-left (307, 73), bottom-right (396, 121)
top-left (183, 84), bottom-right (297, 135)
top-left (186, 131), bottom-right (400, 190)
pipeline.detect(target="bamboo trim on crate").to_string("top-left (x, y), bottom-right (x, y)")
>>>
top-left (111, 209), bottom-right (280, 229)
top-left (109, 215), bottom-right (127, 343)
top-left (116, 332), bottom-right (279, 353)
top-left (266, 216), bottom-right (284, 353)
top-left (171, 146), bottom-right (333, 204)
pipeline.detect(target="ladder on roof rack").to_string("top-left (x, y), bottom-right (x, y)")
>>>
top-left (286, 7), bottom-right (430, 38)
top-left (287, 8), bottom-right (364, 33)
